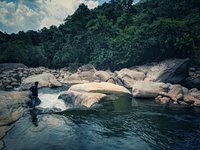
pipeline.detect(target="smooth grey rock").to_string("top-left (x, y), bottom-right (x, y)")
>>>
top-left (132, 81), bottom-right (169, 98)
top-left (145, 59), bottom-right (189, 83)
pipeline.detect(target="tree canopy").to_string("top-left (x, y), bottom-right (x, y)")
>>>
top-left (0, 0), bottom-right (199, 70)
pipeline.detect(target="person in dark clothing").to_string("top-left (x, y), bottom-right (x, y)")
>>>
top-left (29, 81), bottom-right (40, 110)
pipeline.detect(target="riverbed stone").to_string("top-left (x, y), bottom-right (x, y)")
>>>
top-left (159, 97), bottom-right (170, 104)
top-left (77, 64), bottom-right (96, 73)
top-left (115, 68), bottom-right (145, 88)
top-left (5, 85), bottom-right (13, 90)
top-left (59, 82), bottom-right (131, 108)
top-left (20, 73), bottom-right (62, 90)
top-left (107, 78), bottom-right (115, 84)
top-left (69, 82), bottom-right (131, 95)
top-left (145, 59), bottom-right (189, 83)
top-left (194, 100), bottom-right (200, 107)
top-left (0, 91), bottom-right (31, 126)
top-left (183, 95), bottom-right (196, 104)
top-left (11, 82), bottom-right (19, 86)
top-left (61, 71), bottom-right (95, 84)
top-left (59, 91), bottom-right (106, 108)
top-left (0, 63), bottom-right (27, 72)
top-left (132, 81), bottom-right (169, 98)
top-left (94, 71), bottom-right (111, 82)
top-left (190, 90), bottom-right (200, 99)
top-left (168, 84), bottom-right (183, 100)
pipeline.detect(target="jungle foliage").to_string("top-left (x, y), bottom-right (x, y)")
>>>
top-left (0, 0), bottom-right (199, 70)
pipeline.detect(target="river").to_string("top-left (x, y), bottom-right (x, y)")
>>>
top-left (2, 88), bottom-right (200, 150)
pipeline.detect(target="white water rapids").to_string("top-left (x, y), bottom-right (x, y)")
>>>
top-left (37, 92), bottom-right (67, 112)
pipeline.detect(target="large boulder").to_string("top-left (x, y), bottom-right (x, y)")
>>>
top-left (69, 82), bottom-right (131, 95)
top-left (94, 71), bottom-right (112, 82)
top-left (59, 82), bottom-right (131, 108)
top-left (132, 81), bottom-right (169, 98)
top-left (115, 68), bottom-right (145, 88)
top-left (144, 59), bottom-right (189, 83)
top-left (59, 91), bottom-right (106, 108)
top-left (109, 59), bottom-right (189, 89)
top-left (61, 64), bottom-right (96, 84)
top-left (0, 63), bottom-right (27, 72)
top-left (0, 91), bottom-right (31, 126)
top-left (167, 84), bottom-right (184, 100)
top-left (20, 73), bottom-right (62, 90)
top-left (184, 88), bottom-right (200, 107)
top-left (77, 64), bottom-right (96, 73)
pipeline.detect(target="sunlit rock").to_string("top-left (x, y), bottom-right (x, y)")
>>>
top-left (20, 73), bottom-right (61, 90)
top-left (69, 82), bottom-right (131, 95)
top-left (59, 82), bottom-right (131, 108)
top-left (115, 68), bottom-right (145, 88)
top-left (132, 81), bottom-right (169, 98)
top-left (59, 91), bottom-right (106, 108)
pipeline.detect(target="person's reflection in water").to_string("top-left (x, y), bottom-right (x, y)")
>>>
top-left (30, 109), bottom-right (38, 127)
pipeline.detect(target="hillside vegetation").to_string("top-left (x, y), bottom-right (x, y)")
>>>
top-left (0, 0), bottom-right (199, 70)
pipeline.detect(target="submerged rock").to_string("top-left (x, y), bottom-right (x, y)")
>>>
top-left (20, 73), bottom-right (62, 90)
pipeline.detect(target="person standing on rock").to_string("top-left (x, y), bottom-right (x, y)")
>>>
top-left (29, 81), bottom-right (41, 110)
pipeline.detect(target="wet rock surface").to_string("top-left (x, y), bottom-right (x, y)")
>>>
top-left (0, 91), bottom-right (31, 126)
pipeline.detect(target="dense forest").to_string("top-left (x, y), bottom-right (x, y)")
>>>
top-left (0, 0), bottom-right (199, 70)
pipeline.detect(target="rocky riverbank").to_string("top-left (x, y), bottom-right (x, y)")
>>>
top-left (0, 59), bottom-right (200, 112)
top-left (1, 58), bottom-right (200, 148)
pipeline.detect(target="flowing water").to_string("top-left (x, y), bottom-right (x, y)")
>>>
top-left (2, 88), bottom-right (200, 150)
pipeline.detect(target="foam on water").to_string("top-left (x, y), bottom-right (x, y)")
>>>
top-left (38, 92), bottom-right (67, 111)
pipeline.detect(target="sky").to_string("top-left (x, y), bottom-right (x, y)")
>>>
top-left (0, 0), bottom-right (109, 33)
top-left (0, 0), bottom-right (139, 34)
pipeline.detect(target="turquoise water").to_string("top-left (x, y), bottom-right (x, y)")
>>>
top-left (3, 96), bottom-right (200, 150)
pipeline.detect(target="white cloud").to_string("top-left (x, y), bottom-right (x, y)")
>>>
top-left (0, 0), bottom-right (99, 33)
top-left (38, 0), bottom-right (99, 29)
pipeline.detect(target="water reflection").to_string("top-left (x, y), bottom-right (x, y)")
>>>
top-left (30, 109), bottom-right (38, 127)
top-left (3, 95), bottom-right (200, 150)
